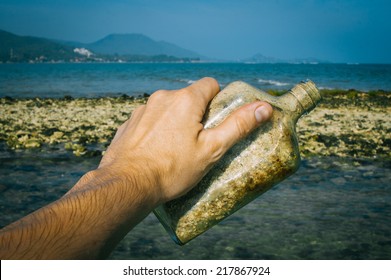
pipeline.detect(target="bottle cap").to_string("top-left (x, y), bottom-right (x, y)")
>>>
top-left (289, 80), bottom-right (321, 112)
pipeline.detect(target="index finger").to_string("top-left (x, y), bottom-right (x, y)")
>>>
top-left (185, 77), bottom-right (220, 109)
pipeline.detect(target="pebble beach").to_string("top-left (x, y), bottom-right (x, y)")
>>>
top-left (1, 89), bottom-right (390, 159)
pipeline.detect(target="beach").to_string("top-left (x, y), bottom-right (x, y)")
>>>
top-left (1, 89), bottom-right (390, 159)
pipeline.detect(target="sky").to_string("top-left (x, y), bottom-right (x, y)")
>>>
top-left (0, 0), bottom-right (390, 63)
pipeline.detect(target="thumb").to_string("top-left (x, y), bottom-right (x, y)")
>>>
top-left (204, 101), bottom-right (273, 157)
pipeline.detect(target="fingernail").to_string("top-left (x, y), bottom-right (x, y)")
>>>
top-left (255, 105), bottom-right (272, 123)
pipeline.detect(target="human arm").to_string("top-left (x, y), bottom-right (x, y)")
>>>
top-left (0, 78), bottom-right (273, 259)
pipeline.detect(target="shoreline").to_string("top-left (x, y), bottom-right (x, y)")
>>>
top-left (1, 89), bottom-right (390, 159)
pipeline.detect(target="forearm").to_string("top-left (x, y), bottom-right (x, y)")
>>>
top-left (0, 166), bottom-right (159, 259)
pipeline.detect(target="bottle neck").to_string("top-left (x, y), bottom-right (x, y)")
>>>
top-left (284, 80), bottom-right (321, 121)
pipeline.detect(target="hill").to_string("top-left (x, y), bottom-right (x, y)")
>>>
top-left (84, 33), bottom-right (200, 58)
top-left (0, 30), bottom-right (201, 62)
top-left (0, 29), bottom-right (81, 62)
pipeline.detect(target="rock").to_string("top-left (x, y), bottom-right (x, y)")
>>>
top-left (49, 131), bottom-right (64, 144)
top-left (24, 139), bottom-right (41, 148)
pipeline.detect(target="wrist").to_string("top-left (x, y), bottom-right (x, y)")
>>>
top-left (103, 161), bottom-right (162, 207)
top-left (69, 159), bottom-right (162, 208)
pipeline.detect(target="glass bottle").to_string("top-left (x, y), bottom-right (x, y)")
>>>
top-left (154, 80), bottom-right (321, 245)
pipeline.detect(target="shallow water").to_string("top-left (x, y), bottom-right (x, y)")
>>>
top-left (0, 146), bottom-right (390, 259)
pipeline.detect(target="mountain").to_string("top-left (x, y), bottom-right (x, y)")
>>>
top-left (83, 33), bottom-right (200, 58)
top-left (0, 29), bottom-right (81, 62)
top-left (0, 29), bottom-right (201, 62)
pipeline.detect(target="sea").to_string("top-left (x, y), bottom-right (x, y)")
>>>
top-left (0, 62), bottom-right (390, 260)
top-left (1, 63), bottom-right (391, 98)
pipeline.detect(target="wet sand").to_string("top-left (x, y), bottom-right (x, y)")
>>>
top-left (0, 89), bottom-right (390, 158)
top-left (297, 90), bottom-right (390, 158)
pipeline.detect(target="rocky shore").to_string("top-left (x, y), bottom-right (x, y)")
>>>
top-left (0, 89), bottom-right (390, 158)
top-left (0, 95), bottom-right (147, 156)
top-left (297, 89), bottom-right (390, 159)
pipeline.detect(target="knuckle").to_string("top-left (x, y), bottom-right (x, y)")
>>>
top-left (175, 88), bottom-right (194, 103)
top-left (200, 77), bottom-right (219, 88)
top-left (208, 145), bottom-right (225, 164)
top-left (233, 114), bottom-right (252, 139)
top-left (148, 89), bottom-right (169, 103)
top-left (176, 87), bottom-right (192, 97)
top-left (202, 134), bottom-right (227, 164)
top-left (154, 89), bottom-right (170, 96)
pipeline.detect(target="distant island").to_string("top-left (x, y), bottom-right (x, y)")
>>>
top-left (242, 53), bottom-right (329, 64)
top-left (0, 29), bottom-right (328, 64)
top-left (0, 29), bottom-right (201, 63)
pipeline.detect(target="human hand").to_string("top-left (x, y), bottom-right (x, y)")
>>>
top-left (99, 77), bottom-right (273, 204)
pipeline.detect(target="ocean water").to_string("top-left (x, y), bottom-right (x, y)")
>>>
top-left (1, 62), bottom-right (391, 259)
top-left (0, 63), bottom-right (391, 98)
